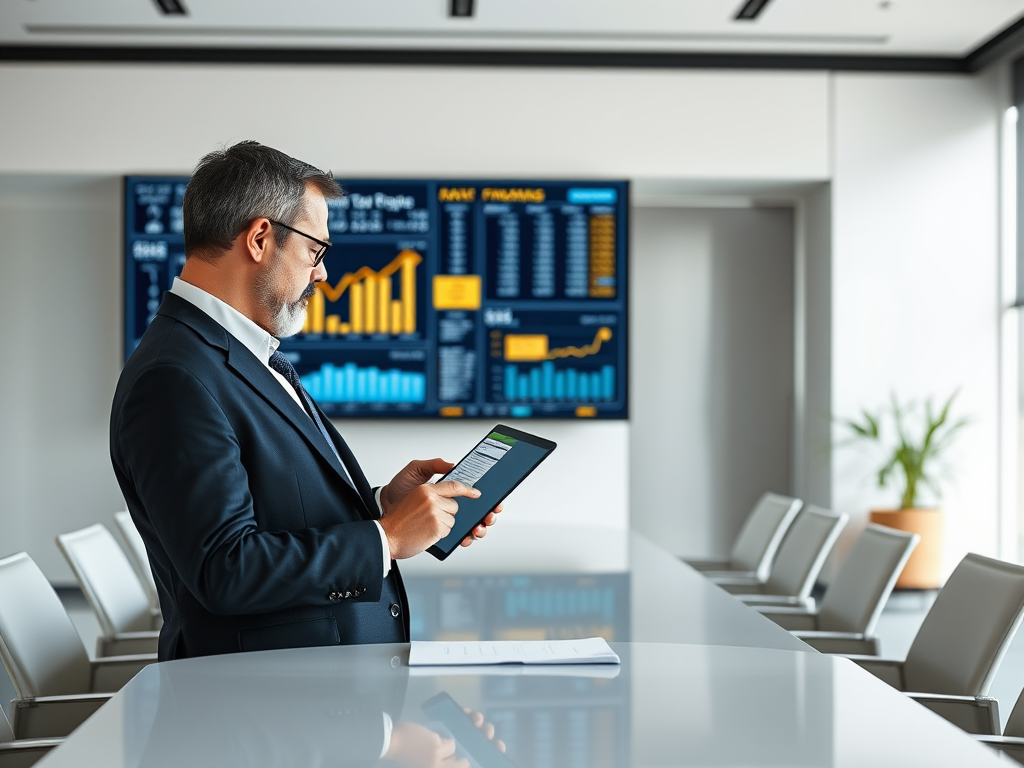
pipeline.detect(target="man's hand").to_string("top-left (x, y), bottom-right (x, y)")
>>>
top-left (386, 722), bottom-right (468, 768)
top-left (381, 459), bottom-right (454, 512)
top-left (380, 459), bottom-right (504, 553)
top-left (379, 480), bottom-right (477, 560)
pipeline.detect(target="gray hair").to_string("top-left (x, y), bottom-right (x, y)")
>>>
top-left (182, 141), bottom-right (342, 259)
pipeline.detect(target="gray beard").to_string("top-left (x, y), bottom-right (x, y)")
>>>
top-left (255, 253), bottom-right (316, 338)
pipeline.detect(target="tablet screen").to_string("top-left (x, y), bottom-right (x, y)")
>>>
top-left (427, 425), bottom-right (556, 560)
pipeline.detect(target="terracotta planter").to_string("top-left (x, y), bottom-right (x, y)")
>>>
top-left (868, 508), bottom-right (944, 589)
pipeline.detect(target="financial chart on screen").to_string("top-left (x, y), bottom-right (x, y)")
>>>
top-left (124, 178), bottom-right (629, 419)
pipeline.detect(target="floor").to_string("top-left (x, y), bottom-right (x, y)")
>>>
top-left (5, 588), bottom-right (1024, 734)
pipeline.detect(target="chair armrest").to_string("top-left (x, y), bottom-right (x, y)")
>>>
top-left (975, 735), bottom-right (1024, 762)
top-left (682, 557), bottom-right (733, 571)
top-left (12, 693), bottom-right (112, 738)
top-left (793, 632), bottom-right (880, 656)
top-left (0, 737), bottom-right (63, 767)
top-left (89, 653), bottom-right (156, 692)
top-left (735, 594), bottom-right (814, 609)
top-left (843, 656), bottom-right (906, 689)
top-left (96, 631), bottom-right (160, 658)
top-left (907, 694), bottom-right (1000, 735)
top-left (716, 582), bottom-right (767, 595)
top-left (755, 608), bottom-right (819, 631)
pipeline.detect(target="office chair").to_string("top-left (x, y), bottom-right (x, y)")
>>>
top-left (112, 511), bottom-right (160, 618)
top-left (0, 707), bottom-right (60, 768)
top-left (0, 552), bottom-right (154, 739)
top-left (714, 506), bottom-right (848, 609)
top-left (838, 553), bottom-right (1024, 734)
top-left (56, 524), bottom-right (160, 657)
top-left (757, 524), bottom-right (919, 654)
top-left (685, 492), bottom-right (802, 582)
top-left (974, 685), bottom-right (1024, 762)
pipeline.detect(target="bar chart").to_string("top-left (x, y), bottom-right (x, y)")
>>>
top-left (301, 248), bottom-right (421, 337)
top-left (300, 362), bottom-right (426, 404)
top-left (503, 362), bottom-right (616, 402)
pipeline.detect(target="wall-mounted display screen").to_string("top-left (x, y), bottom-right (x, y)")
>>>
top-left (124, 178), bottom-right (629, 419)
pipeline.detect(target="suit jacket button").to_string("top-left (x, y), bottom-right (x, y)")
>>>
top-left (328, 592), bottom-right (341, 601)
top-left (344, 590), bottom-right (353, 598)
top-left (390, 603), bottom-right (401, 618)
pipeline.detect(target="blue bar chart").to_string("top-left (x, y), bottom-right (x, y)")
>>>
top-left (300, 363), bottom-right (426, 404)
top-left (503, 362), bottom-right (615, 403)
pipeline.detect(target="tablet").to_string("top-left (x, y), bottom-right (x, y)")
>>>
top-left (427, 425), bottom-right (556, 561)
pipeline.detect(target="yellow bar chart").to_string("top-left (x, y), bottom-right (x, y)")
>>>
top-left (302, 249), bottom-right (422, 336)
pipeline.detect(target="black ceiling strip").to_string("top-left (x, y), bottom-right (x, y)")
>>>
top-left (735, 0), bottom-right (773, 22)
top-left (153, 0), bottom-right (188, 15)
top-left (0, 44), bottom-right (968, 72)
top-left (449, 0), bottom-right (474, 18)
top-left (964, 13), bottom-right (1024, 72)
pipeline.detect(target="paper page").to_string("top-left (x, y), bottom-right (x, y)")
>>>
top-left (408, 637), bottom-right (620, 666)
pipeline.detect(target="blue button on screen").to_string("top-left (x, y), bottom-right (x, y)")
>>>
top-left (567, 188), bottom-right (618, 205)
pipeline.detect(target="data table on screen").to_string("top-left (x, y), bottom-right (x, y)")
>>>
top-left (124, 178), bottom-right (629, 419)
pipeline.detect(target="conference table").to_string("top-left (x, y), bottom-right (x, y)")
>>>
top-left (35, 530), bottom-right (1006, 767)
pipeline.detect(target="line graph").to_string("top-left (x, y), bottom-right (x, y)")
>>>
top-left (303, 249), bottom-right (422, 336)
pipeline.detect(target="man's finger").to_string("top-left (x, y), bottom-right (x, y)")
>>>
top-left (433, 480), bottom-right (481, 499)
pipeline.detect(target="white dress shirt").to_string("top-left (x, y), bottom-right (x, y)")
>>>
top-left (169, 278), bottom-right (392, 577)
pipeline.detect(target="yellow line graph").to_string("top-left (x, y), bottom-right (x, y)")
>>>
top-left (546, 327), bottom-right (613, 360)
top-left (303, 249), bottom-right (422, 336)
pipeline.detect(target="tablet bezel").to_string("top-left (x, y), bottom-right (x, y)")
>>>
top-left (426, 424), bottom-right (556, 561)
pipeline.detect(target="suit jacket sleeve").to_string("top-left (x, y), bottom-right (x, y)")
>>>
top-left (113, 361), bottom-right (386, 616)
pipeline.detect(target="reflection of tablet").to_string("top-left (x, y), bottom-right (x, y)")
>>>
top-left (427, 425), bottom-right (556, 561)
top-left (422, 691), bottom-right (518, 768)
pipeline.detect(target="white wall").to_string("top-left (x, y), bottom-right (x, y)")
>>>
top-left (0, 62), bottom-right (1008, 581)
top-left (630, 206), bottom-right (795, 558)
top-left (831, 71), bottom-right (1003, 573)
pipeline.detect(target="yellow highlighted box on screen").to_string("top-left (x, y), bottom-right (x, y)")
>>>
top-left (504, 335), bottom-right (550, 362)
top-left (432, 275), bottom-right (481, 310)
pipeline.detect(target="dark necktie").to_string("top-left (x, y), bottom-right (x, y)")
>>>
top-left (268, 351), bottom-right (355, 488)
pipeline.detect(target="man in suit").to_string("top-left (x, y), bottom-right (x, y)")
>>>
top-left (110, 141), bottom-right (499, 661)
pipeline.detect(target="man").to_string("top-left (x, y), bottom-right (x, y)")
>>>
top-left (110, 141), bottom-right (498, 661)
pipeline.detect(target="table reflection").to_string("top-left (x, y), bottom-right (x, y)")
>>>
top-left (404, 572), bottom-right (631, 643)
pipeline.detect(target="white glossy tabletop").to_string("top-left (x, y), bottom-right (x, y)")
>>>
top-left (36, 642), bottom-right (1004, 768)
top-left (32, 531), bottom-right (1008, 767)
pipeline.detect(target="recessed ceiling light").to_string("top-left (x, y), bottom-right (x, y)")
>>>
top-left (450, 0), bottom-right (474, 18)
top-left (734, 0), bottom-right (773, 21)
top-left (152, 0), bottom-right (188, 15)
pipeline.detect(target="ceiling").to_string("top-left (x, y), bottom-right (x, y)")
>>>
top-left (2, 0), bottom-right (1024, 68)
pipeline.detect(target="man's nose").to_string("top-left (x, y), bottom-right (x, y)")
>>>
top-left (313, 260), bottom-right (328, 282)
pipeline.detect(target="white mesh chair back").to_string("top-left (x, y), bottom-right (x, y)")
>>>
top-left (56, 524), bottom-right (153, 637)
top-left (113, 511), bottom-right (159, 613)
top-left (0, 553), bottom-right (91, 698)
top-left (729, 493), bottom-right (803, 580)
top-left (817, 525), bottom-right (919, 634)
top-left (903, 553), bottom-right (1024, 696)
top-left (763, 506), bottom-right (847, 600)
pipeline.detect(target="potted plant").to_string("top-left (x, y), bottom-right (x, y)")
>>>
top-left (838, 392), bottom-right (967, 589)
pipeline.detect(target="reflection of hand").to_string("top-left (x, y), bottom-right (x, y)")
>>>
top-left (385, 722), bottom-right (469, 768)
top-left (463, 708), bottom-right (506, 752)
top-left (379, 459), bottom-right (504, 556)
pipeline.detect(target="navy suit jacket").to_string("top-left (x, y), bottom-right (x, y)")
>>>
top-left (110, 293), bottom-right (409, 660)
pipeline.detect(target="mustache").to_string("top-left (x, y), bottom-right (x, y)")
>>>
top-left (299, 283), bottom-right (317, 301)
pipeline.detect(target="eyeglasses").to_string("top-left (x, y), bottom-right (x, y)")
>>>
top-left (268, 219), bottom-right (332, 267)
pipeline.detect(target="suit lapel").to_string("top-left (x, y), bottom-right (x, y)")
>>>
top-left (157, 294), bottom-right (370, 516)
top-left (320, 415), bottom-right (378, 517)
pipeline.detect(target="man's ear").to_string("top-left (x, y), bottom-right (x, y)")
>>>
top-left (243, 218), bottom-right (274, 264)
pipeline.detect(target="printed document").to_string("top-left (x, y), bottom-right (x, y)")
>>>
top-left (408, 637), bottom-right (619, 666)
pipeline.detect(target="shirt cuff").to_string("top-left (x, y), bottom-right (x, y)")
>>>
top-left (372, 491), bottom-right (392, 578)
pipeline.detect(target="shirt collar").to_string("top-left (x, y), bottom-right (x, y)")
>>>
top-left (169, 277), bottom-right (280, 364)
